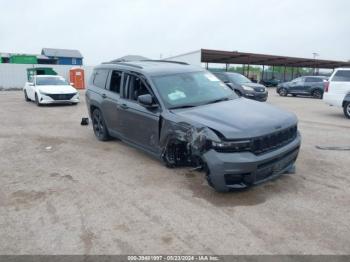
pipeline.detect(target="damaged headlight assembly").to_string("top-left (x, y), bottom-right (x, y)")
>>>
top-left (242, 85), bottom-right (254, 91)
top-left (210, 140), bottom-right (251, 152)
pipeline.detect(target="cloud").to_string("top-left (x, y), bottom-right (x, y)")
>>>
top-left (1, 0), bottom-right (349, 65)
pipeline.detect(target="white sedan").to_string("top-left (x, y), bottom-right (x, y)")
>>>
top-left (23, 75), bottom-right (80, 106)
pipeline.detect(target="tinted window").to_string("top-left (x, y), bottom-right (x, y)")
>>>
top-left (227, 73), bottom-right (251, 84)
top-left (108, 70), bottom-right (122, 93)
top-left (214, 73), bottom-right (229, 82)
top-left (93, 70), bottom-right (109, 89)
top-left (152, 71), bottom-right (236, 109)
top-left (305, 77), bottom-right (323, 83)
top-left (124, 74), bottom-right (150, 101)
top-left (332, 70), bottom-right (350, 82)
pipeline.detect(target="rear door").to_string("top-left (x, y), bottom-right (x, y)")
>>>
top-left (118, 72), bottom-right (161, 154)
top-left (289, 77), bottom-right (305, 93)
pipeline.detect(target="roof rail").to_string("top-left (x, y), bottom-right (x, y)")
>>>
top-left (140, 59), bottom-right (189, 65)
top-left (101, 61), bottom-right (143, 69)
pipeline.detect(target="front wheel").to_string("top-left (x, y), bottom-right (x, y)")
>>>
top-left (343, 102), bottom-right (350, 119)
top-left (24, 90), bottom-right (30, 101)
top-left (279, 88), bottom-right (288, 96)
top-left (35, 93), bottom-right (41, 106)
top-left (92, 109), bottom-right (110, 141)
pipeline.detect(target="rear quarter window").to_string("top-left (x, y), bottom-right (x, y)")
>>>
top-left (93, 69), bottom-right (109, 88)
top-left (332, 70), bottom-right (350, 82)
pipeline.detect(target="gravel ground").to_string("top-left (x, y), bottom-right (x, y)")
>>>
top-left (0, 90), bottom-right (349, 255)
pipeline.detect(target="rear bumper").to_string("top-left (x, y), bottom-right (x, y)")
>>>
top-left (323, 93), bottom-right (343, 107)
top-left (202, 133), bottom-right (301, 192)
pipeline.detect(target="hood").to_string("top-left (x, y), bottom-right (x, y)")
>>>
top-left (172, 98), bottom-right (297, 140)
top-left (38, 85), bottom-right (77, 94)
top-left (240, 82), bottom-right (266, 91)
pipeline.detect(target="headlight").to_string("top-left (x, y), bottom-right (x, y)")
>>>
top-left (242, 85), bottom-right (254, 91)
top-left (211, 140), bottom-right (251, 152)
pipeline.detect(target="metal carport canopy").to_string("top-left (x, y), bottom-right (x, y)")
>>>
top-left (200, 49), bottom-right (350, 69)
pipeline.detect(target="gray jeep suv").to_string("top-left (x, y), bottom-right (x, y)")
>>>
top-left (86, 60), bottom-right (301, 192)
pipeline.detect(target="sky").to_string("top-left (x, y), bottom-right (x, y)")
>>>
top-left (1, 0), bottom-right (350, 65)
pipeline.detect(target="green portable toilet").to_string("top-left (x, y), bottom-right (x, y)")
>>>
top-left (27, 67), bottom-right (58, 81)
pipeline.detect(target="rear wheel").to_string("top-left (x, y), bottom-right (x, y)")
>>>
top-left (343, 102), bottom-right (350, 119)
top-left (92, 108), bottom-right (110, 141)
top-left (279, 88), bottom-right (288, 96)
top-left (292, 94), bottom-right (297, 97)
top-left (312, 89), bottom-right (323, 99)
top-left (24, 90), bottom-right (30, 101)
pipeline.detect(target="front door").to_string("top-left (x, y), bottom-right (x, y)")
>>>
top-left (118, 73), bottom-right (161, 154)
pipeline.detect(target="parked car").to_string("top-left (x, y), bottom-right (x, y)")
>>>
top-left (86, 60), bottom-right (301, 192)
top-left (323, 68), bottom-right (350, 119)
top-left (260, 78), bottom-right (281, 87)
top-left (213, 72), bottom-right (268, 102)
top-left (23, 75), bottom-right (80, 106)
top-left (276, 76), bottom-right (328, 99)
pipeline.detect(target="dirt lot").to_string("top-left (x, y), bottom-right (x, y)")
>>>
top-left (0, 90), bottom-right (349, 255)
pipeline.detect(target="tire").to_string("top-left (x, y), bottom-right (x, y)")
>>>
top-left (24, 90), bottom-right (30, 101)
top-left (235, 90), bottom-right (242, 97)
top-left (292, 94), bottom-right (297, 97)
top-left (343, 102), bottom-right (350, 119)
top-left (279, 88), bottom-right (288, 96)
top-left (92, 108), bottom-right (110, 141)
top-left (312, 89), bottom-right (323, 99)
top-left (34, 93), bottom-right (41, 106)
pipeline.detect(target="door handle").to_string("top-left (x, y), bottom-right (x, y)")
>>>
top-left (101, 93), bottom-right (107, 99)
top-left (120, 103), bottom-right (128, 110)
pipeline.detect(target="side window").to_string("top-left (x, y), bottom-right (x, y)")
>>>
top-left (332, 70), bottom-right (350, 82)
top-left (124, 74), bottom-right (150, 101)
top-left (93, 69), bottom-right (109, 89)
top-left (305, 77), bottom-right (315, 83)
top-left (108, 70), bottom-right (122, 93)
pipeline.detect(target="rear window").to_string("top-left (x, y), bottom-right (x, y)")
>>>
top-left (332, 70), bottom-right (350, 82)
top-left (93, 69), bottom-right (109, 89)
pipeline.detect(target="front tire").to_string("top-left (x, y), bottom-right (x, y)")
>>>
top-left (24, 90), bottom-right (30, 101)
top-left (92, 109), bottom-right (110, 141)
top-left (35, 93), bottom-right (41, 106)
top-left (343, 102), bottom-right (350, 119)
top-left (279, 88), bottom-right (288, 96)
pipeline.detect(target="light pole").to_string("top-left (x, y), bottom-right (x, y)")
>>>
top-left (312, 52), bottom-right (319, 75)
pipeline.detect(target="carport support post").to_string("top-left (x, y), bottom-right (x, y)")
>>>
top-left (225, 63), bottom-right (229, 72)
top-left (247, 64), bottom-right (250, 78)
top-left (291, 67), bottom-right (294, 80)
top-left (283, 66), bottom-right (287, 81)
top-left (272, 66), bottom-right (275, 79)
top-left (262, 65), bottom-right (265, 81)
top-left (205, 63), bottom-right (209, 70)
top-left (242, 64), bottom-right (245, 75)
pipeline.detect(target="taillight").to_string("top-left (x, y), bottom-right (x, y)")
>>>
top-left (324, 81), bottom-right (330, 92)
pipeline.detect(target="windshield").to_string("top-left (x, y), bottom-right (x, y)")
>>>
top-left (36, 77), bottom-right (68, 86)
top-left (228, 73), bottom-right (251, 85)
top-left (152, 71), bottom-right (236, 109)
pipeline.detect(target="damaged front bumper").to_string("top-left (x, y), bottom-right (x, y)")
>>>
top-left (202, 133), bottom-right (301, 192)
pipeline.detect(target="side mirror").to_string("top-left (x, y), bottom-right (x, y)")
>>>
top-left (138, 94), bottom-right (157, 108)
top-left (70, 82), bottom-right (74, 86)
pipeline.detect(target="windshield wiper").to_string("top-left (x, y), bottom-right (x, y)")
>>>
top-left (206, 97), bottom-right (230, 105)
top-left (169, 105), bottom-right (197, 110)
